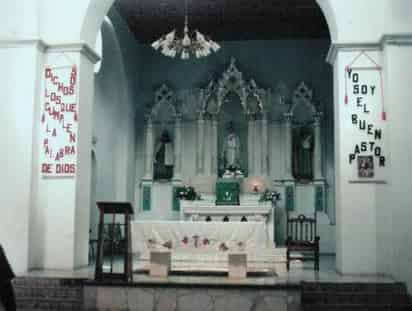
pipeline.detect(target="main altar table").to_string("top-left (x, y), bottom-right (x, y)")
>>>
top-left (180, 197), bottom-right (275, 242)
top-left (131, 221), bottom-right (283, 273)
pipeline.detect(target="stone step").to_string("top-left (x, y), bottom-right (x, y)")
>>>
top-left (301, 282), bottom-right (412, 311)
top-left (302, 293), bottom-right (411, 305)
top-left (303, 304), bottom-right (412, 311)
top-left (302, 281), bottom-right (408, 295)
top-left (13, 277), bottom-right (83, 311)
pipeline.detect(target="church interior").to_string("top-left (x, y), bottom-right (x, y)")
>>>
top-left (90, 0), bottom-right (335, 248)
top-left (1, 0), bottom-right (412, 310)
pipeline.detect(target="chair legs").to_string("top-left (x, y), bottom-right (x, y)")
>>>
top-left (314, 246), bottom-right (319, 271)
top-left (286, 249), bottom-right (290, 271)
top-left (286, 249), bottom-right (320, 271)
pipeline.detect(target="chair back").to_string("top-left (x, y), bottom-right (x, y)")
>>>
top-left (286, 212), bottom-right (317, 242)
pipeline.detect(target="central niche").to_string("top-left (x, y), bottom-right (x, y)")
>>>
top-left (217, 92), bottom-right (248, 177)
top-left (199, 58), bottom-right (267, 178)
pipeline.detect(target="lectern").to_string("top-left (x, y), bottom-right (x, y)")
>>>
top-left (95, 202), bottom-right (133, 282)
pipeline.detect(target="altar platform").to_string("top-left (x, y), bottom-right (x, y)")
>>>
top-left (16, 256), bottom-right (400, 311)
top-left (22, 255), bottom-right (395, 286)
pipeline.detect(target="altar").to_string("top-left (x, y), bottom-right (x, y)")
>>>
top-left (131, 220), bottom-right (282, 273)
top-left (135, 58), bottom-right (333, 260)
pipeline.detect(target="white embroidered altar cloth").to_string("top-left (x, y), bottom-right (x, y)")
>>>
top-left (131, 221), bottom-right (277, 272)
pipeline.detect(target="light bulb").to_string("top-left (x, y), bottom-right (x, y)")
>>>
top-left (151, 38), bottom-right (162, 50)
top-left (182, 33), bottom-right (191, 47)
top-left (165, 30), bottom-right (175, 44)
top-left (210, 41), bottom-right (220, 52)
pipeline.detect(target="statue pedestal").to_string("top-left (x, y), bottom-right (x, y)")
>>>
top-left (215, 178), bottom-right (241, 205)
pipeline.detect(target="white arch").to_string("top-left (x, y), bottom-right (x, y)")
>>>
top-left (94, 15), bottom-right (135, 201)
top-left (80, 0), bottom-right (116, 46)
top-left (79, 0), bottom-right (337, 57)
top-left (316, 0), bottom-right (338, 42)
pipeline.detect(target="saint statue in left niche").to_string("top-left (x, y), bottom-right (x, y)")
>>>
top-left (153, 130), bottom-right (174, 180)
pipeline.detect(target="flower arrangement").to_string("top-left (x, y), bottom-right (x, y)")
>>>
top-left (176, 185), bottom-right (201, 201)
top-left (259, 189), bottom-right (281, 203)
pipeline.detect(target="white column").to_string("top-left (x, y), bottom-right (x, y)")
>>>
top-left (248, 116), bottom-right (255, 176)
top-left (211, 117), bottom-right (218, 175)
top-left (143, 116), bottom-right (154, 180)
top-left (203, 120), bottom-right (212, 175)
top-left (0, 43), bottom-right (41, 273)
top-left (173, 114), bottom-right (182, 181)
top-left (331, 47), bottom-right (382, 275)
top-left (254, 119), bottom-right (261, 175)
top-left (313, 113), bottom-right (323, 179)
top-left (261, 114), bottom-right (269, 176)
top-left (30, 47), bottom-right (99, 270)
top-left (196, 115), bottom-right (205, 175)
top-left (284, 113), bottom-right (293, 179)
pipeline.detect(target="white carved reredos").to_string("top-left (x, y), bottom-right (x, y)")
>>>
top-left (287, 82), bottom-right (322, 124)
top-left (146, 64), bottom-right (325, 124)
top-left (201, 58), bottom-right (267, 118)
top-left (148, 83), bottom-right (179, 123)
top-left (274, 81), bottom-right (290, 105)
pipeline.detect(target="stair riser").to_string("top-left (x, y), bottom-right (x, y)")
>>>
top-left (302, 293), bottom-right (411, 305)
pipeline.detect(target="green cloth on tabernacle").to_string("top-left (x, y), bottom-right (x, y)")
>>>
top-left (215, 179), bottom-right (240, 205)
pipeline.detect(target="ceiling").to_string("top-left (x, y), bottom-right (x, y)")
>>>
top-left (114, 0), bottom-right (330, 43)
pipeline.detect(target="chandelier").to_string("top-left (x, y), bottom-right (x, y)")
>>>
top-left (151, 0), bottom-right (220, 60)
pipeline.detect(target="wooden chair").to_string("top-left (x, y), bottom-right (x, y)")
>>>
top-left (286, 212), bottom-right (320, 271)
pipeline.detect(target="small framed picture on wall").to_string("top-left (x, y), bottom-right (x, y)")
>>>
top-left (358, 155), bottom-right (374, 178)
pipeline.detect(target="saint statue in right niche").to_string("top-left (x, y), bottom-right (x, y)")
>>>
top-left (153, 130), bottom-right (174, 180)
top-left (293, 127), bottom-right (314, 181)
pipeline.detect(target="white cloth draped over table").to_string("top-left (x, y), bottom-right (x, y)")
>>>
top-left (131, 221), bottom-right (278, 272)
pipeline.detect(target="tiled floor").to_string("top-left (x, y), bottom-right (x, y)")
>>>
top-left (23, 255), bottom-right (395, 287)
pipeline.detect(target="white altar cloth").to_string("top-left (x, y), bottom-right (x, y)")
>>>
top-left (131, 221), bottom-right (280, 273)
top-left (180, 198), bottom-right (275, 242)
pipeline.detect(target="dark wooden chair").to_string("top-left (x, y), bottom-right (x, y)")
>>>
top-left (286, 212), bottom-right (320, 271)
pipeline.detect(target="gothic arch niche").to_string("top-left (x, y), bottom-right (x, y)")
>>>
top-left (289, 82), bottom-right (322, 181)
top-left (200, 59), bottom-right (267, 177)
top-left (149, 84), bottom-right (179, 181)
top-left (216, 58), bottom-right (248, 113)
top-left (218, 91), bottom-right (248, 176)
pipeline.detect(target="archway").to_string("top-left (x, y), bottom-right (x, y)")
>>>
top-left (75, 0), bottom-right (338, 270)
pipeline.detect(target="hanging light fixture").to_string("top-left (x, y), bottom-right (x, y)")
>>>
top-left (151, 0), bottom-right (220, 60)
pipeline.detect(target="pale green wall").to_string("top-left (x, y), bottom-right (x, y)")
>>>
top-left (93, 7), bottom-right (139, 209)
top-left (138, 39), bottom-right (332, 109)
